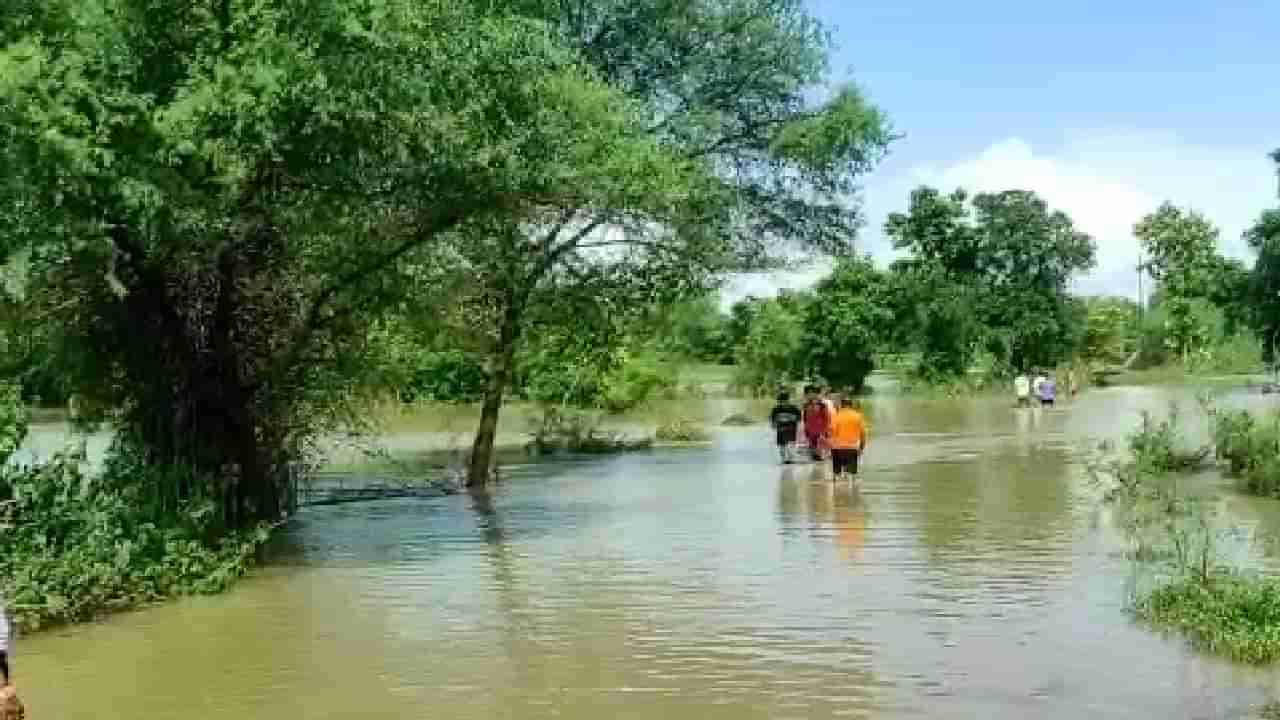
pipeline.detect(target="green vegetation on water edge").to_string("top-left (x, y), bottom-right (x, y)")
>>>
top-left (1093, 400), bottom-right (1280, 665)
top-left (1133, 573), bottom-right (1280, 665)
top-left (0, 387), bottom-right (272, 632)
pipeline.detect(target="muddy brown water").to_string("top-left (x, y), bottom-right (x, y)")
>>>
top-left (15, 384), bottom-right (1280, 718)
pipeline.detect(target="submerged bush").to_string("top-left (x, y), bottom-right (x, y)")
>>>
top-left (0, 387), bottom-right (272, 631)
top-left (655, 419), bottom-right (711, 442)
top-left (1133, 573), bottom-right (1280, 664)
top-left (1094, 404), bottom-right (1280, 664)
top-left (721, 413), bottom-right (757, 426)
top-left (1207, 405), bottom-right (1280, 497)
top-left (525, 407), bottom-right (651, 455)
top-left (1127, 406), bottom-right (1210, 474)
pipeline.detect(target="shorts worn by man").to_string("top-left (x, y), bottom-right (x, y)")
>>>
top-left (829, 397), bottom-right (868, 478)
top-left (769, 392), bottom-right (802, 463)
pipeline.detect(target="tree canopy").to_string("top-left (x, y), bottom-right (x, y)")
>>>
top-left (0, 0), bottom-right (759, 521)
top-left (885, 187), bottom-right (1096, 376)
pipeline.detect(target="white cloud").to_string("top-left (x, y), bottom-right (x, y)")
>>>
top-left (724, 134), bottom-right (1277, 305)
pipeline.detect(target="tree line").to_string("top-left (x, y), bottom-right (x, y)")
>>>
top-left (685, 153), bottom-right (1280, 393)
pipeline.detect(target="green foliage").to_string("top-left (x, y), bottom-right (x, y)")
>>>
top-left (1136, 204), bottom-right (1221, 300)
top-left (885, 186), bottom-right (1096, 380)
top-left (518, 332), bottom-right (678, 413)
top-left (1125, 407), bottom-right (1211, 475)
top-left (412, 0), bottom-right (894, 484)
top-left (1133, 573), bottom-right (1280, 665)
top-left (525, 407), bottom-right (651, 455)
top-left (650, 295), bottom-right (733, 364)
top-left (1135, 203), bottom-right (1260, 368)
top-left (1088, 406), bottom-right (1280, 665)
top-left (1136, 297), bottom-right (1263, 373)
top-left (1207, 405), bottom-right (1280, 497)
top-left (732, 296), bottom-right (806, 395)
top-left (399, 351), bottom-right (488, 404)
top-left (655, 419), bottom-right (712, 443)
top-left (799, 257), bottom-right (894, 393)
top-left (1080, 296), bottom-right (1139, 365)
top-left (0, 388), bottom-right (269, 631)
top-left (3, 0), bottom-right (709, 520)
top-left (1246, 201), bottom-right (1280, 363)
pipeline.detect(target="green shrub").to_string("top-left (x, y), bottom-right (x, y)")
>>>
top-left (1133, 573), bottom-right (1280, 664)
top-left (525, 407), bottom-right (651, 455)
top-left (399, 350), bottom-right (488, 403)
top-left (1126, 407), bottom-right (1209, 473)
top-left (0, 386), bottom-right (271, 632)
top-left (655, 419), bottom-right (711, 442)
top-left (1207, 405), bottom-right (1280, 497)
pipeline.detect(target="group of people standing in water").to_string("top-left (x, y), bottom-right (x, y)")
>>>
top-left (1013, 368), bottom-right (1077, 408)
top-left (769, 385), bottom-right (867, 479)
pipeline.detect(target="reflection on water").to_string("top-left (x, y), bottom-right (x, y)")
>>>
top-left (15, 384), bottom-right (1280, 718)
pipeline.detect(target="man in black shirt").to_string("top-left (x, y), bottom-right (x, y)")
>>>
top-left (769, 391), bottom-right (802, 464)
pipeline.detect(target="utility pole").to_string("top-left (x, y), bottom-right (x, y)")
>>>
top-left (1137, 250), bottom-right (1145, 317)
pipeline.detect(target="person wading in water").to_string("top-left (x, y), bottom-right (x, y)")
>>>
top-left (0, 597), bottom-right (21, 720)
top-left (801, 385), bottom-right (831, 462)
top-left (828, 395), bottom-right (868, 480)
top-left (769, 391), bottom-right (802, 464)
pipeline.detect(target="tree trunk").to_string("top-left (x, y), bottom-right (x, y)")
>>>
top-left (467, 302), bottom-right (522, 487)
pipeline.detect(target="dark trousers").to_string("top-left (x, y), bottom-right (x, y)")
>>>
top-left (832, 448), bottom-right (860, 475)
top-left (1, 650), bottom-right (8, 682)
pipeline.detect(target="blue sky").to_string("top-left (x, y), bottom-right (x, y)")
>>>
top-left (730, 0), bottom-right (1279, 300)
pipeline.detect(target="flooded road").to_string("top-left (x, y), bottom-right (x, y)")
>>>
top-left (16, 385), bottom-right (1280, 718)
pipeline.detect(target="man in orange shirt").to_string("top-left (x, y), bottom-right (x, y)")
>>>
top-left (828, 395), bottom-right (867, 479)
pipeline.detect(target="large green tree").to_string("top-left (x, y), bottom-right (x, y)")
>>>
top-left (799, 257), bottom-right (894, 393)
top-left (421, 0), bottom-right (895, 484)
top-left (1135, 204), bottom-right (1221, 299)
top-left (0, 0), bottom-right (703, 524)
top-left (1247, 150), bottom-right (1280, 362)
top-left (1135, 204), bottom-right (1251, 362)
top-left (886, 187), bottom-right (1095, 377)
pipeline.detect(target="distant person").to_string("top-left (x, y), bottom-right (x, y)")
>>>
top-left (802, 385), bottom-right (831, 461)
top-left (0, 596), bottom-right (17, 720)
top-left (1032, 370), bottom-right (1047, 400)
top-left (769, 392), bottom-right (802, 464)
top-left (828, 395), bottom-right (868, 479)
top-left (1067, 367), bottom-right (1079, 397)
top-left (1039, 373), bottom-right (1057, 407)
top-left (1014, 372), bottom-right (1031, 407)
top-left (1, 594), bottom-right (10, 686)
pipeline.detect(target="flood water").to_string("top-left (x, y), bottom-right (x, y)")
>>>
top-left (16, 384), bottom-right (1280, 718)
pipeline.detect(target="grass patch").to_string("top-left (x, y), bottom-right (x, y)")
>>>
top-left (1133, 573), bottom-right (1280, 664)
top-left (721, 412), bottom-right (757, 426)
top-left (655, 419), bottom-right (711, 442)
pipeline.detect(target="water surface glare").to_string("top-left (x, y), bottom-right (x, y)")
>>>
top-left (19, 386), bottom-right (1280, 718)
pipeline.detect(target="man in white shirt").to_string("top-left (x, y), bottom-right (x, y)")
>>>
top-left (1014, 373), bottom-right (1031, 407)
top-left (1032, 371), bottom-right (1048, 401)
